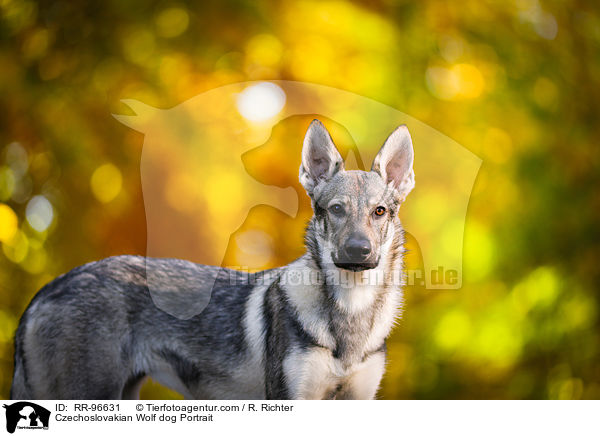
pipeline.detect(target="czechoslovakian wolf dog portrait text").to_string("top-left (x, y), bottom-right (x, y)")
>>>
top-left (11, 119), bottom-right (416, 400)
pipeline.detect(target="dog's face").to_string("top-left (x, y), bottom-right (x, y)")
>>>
top-left (300, 120), bottom-right (415, 272)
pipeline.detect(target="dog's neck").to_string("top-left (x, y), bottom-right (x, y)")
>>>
top-left (281, 220), bottom-right (405, 366)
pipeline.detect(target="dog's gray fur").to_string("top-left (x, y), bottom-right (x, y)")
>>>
top-left (11, 120), bottom-right (415, 400)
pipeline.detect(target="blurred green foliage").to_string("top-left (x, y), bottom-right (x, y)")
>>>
top-left (1, 0), bottom-right (599, 399)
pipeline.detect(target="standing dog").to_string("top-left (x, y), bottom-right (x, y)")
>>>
top-left (11, 120), bottom-right (415, 400)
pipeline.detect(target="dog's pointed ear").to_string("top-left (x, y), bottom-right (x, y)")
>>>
top-left (372, 125), bottom-right (415, 201)
top-left (299, 119), bottom-right (344, 196)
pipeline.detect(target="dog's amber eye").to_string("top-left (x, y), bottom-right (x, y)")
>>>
top-left (374, 206), bottom-right (386, 216)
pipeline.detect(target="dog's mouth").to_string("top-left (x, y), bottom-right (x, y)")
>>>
top-left (332, 254), bottom-right (379, 272)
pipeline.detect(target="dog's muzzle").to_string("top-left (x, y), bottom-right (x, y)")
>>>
top-left (333, 235), bottom-right (379, 271)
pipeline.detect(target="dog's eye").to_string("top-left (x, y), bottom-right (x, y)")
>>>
top-left (329, 204), bottom-right (344, 215)
top-left (374, 206), bottom-right (386, 217)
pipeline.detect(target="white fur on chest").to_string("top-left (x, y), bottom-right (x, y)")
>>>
top-left (283, 347), bottom-right (386, 400)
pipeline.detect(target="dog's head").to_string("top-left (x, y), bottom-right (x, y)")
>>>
top-left (300, 120), bottom-right (415, 272)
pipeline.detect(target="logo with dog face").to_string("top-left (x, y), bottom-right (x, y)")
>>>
top-left (3, 402), bottom-right (50, 433)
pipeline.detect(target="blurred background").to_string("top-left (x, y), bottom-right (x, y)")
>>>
top-left (1, 0), bottom-right (599, 399)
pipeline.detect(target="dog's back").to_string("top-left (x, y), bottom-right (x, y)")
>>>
top-left (11, 255), bottom-right (272, 400)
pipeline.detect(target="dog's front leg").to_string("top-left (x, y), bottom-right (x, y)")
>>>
top-left (278, 347), bottom-right (342, 400)
top-left (265, 347), bottom-right (330, 399)
top-left (335, 351), bottom-right (387, 400)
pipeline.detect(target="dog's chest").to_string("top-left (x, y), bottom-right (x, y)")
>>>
top-left (278, 258), bottom-right (402, 399)
top-left (282, 345), bottom-right (385, 400)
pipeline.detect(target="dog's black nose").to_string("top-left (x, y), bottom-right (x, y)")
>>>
top-left (344, 235), bottom-right (372, 262)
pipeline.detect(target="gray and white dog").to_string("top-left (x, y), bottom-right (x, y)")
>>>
top-left (11, 120), bottom-right (415, 400)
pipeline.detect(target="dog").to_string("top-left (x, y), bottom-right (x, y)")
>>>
top-left (10, 119), bottom-right (415, 400)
